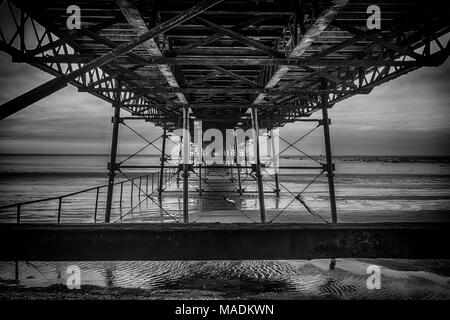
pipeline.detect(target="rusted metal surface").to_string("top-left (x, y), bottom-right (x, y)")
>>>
top-left (116, 0), bottom-right (189, 105)
top-left (253, 0), bottom-right (348, 105)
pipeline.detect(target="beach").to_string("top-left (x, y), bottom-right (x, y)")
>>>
top-left (0, 154), bottom-right (449, 299)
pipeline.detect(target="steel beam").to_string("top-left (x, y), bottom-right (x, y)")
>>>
top-left (321, 83), bottom-right (337, 223)
top-left (253, 0), bottom-right (348, 105)
top-left (195, 120), bottom-right (203, 195)
top-left (105, 79), bottom-right (122, 223)
top-left (251, 106), bottom-right (266, 223)
top-left (206, 65), bottom-right (260, 88)
top-left (171, 15), bottom-right (271, 55)
top-left (158, 127), bottom-right (167, 198)
top-left (116, 0), bottom-right (188, 105)
top-left (22, 55), bottom-right (437, 67)
top-left (26, 15), bottom-right (124, 56)
top-left (0, 79), bottom-right (67, 120)
top-left (0, 0), bottom-right (223, 120)
top-left (182, 105), bottom-right (190, 223)
top-left (193, 16), bottom-right (285, 58)
top-left (270, 129), bottom-right (280, 196)
top-left (235, 132), bottom-right (243, 195)
top-left (84, 88), bottom-right (370, 95)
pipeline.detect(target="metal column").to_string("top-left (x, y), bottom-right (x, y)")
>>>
top-left (182, 106), bottom-right (190, 223)
top-left (195, 121), bottom-right (203, 195)
top-left (321, 84), bottom-right (338, 223)
top-left (198, 163), bottom-right (202, 195)
top-left (158, 127), bottom-right (167, 199)
top-left (244, 138), bottom-right (249, 175)
top-left (235, 131), bottom-right (242, 195)
top-left (251, 106), bottom-right (266, 223)
top-left (270, 128), bottom-right (280, 196)
top-left (177, 141), bottom-right (182, 187)
top-left (105, 79), bottom-right (121, 223)
top-left (228, 129), bottom-right (234, 182)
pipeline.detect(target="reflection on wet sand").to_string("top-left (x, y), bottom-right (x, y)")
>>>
top-left (0, 259), bottom-right (449, 299)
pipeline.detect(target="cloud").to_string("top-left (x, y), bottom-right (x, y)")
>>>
top-left (280, 59), bottom-right (450, 155)
top-left (0, 52), bottom-right (449, 155)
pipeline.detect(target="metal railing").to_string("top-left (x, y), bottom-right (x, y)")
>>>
top-left (0, 168), bottom-right (177, 224)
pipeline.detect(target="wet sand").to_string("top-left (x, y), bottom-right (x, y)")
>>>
top-left (1, 259), bottom-right (449, 300)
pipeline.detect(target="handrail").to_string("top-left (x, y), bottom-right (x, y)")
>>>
top-left (0, 172), bottom-right (152, 210)
top-left (0, 168), bottom-right (177, 223)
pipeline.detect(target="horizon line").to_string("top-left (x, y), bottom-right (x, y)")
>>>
top-left (0, 153), bottom-right (450, 158)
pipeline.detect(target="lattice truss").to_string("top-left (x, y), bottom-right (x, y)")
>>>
top-left (0, 0), bottom-right (180, 129)
top-left (0, 0), bottom-right (448, 130)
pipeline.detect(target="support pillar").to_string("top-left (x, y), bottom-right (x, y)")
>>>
top-left (105, 79), bottom-right (121, 223)
top-left (321, 83), bottom-right (338, 223)
top-left (227, 129), bottom-right (234, 181)
top-left (244, 139), bottom-right (249, 175)
top-left (270, 128), bottom-right (280, 196)
top-left (195, 121), bottom-right (203, 194)
top-left (182, 106), bottom-right (190, 223)
top-left (158, 127), bottom-right (167, 199)
top-left (234, 131), bottom-right (242, 195)
top-left (198, 163), bottom-right (202, 195)
top-left (251, 106), bottom-right (266, 223)
top-left (177, 141), bottom-right (182, 186)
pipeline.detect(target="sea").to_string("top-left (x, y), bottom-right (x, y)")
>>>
top-left (0, 154), bottom-right (449, 299)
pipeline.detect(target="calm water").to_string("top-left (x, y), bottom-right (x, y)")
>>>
top-left (1, 154), bottom-right (449, 223)
top-left (0, 154), bottom-right (449, 299)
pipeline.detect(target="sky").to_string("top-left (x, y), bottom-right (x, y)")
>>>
top-left (0, 51), bottom-right (449, 156)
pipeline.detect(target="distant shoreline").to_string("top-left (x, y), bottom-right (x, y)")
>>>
top-left (1, 154), bottom-right (450, 160)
